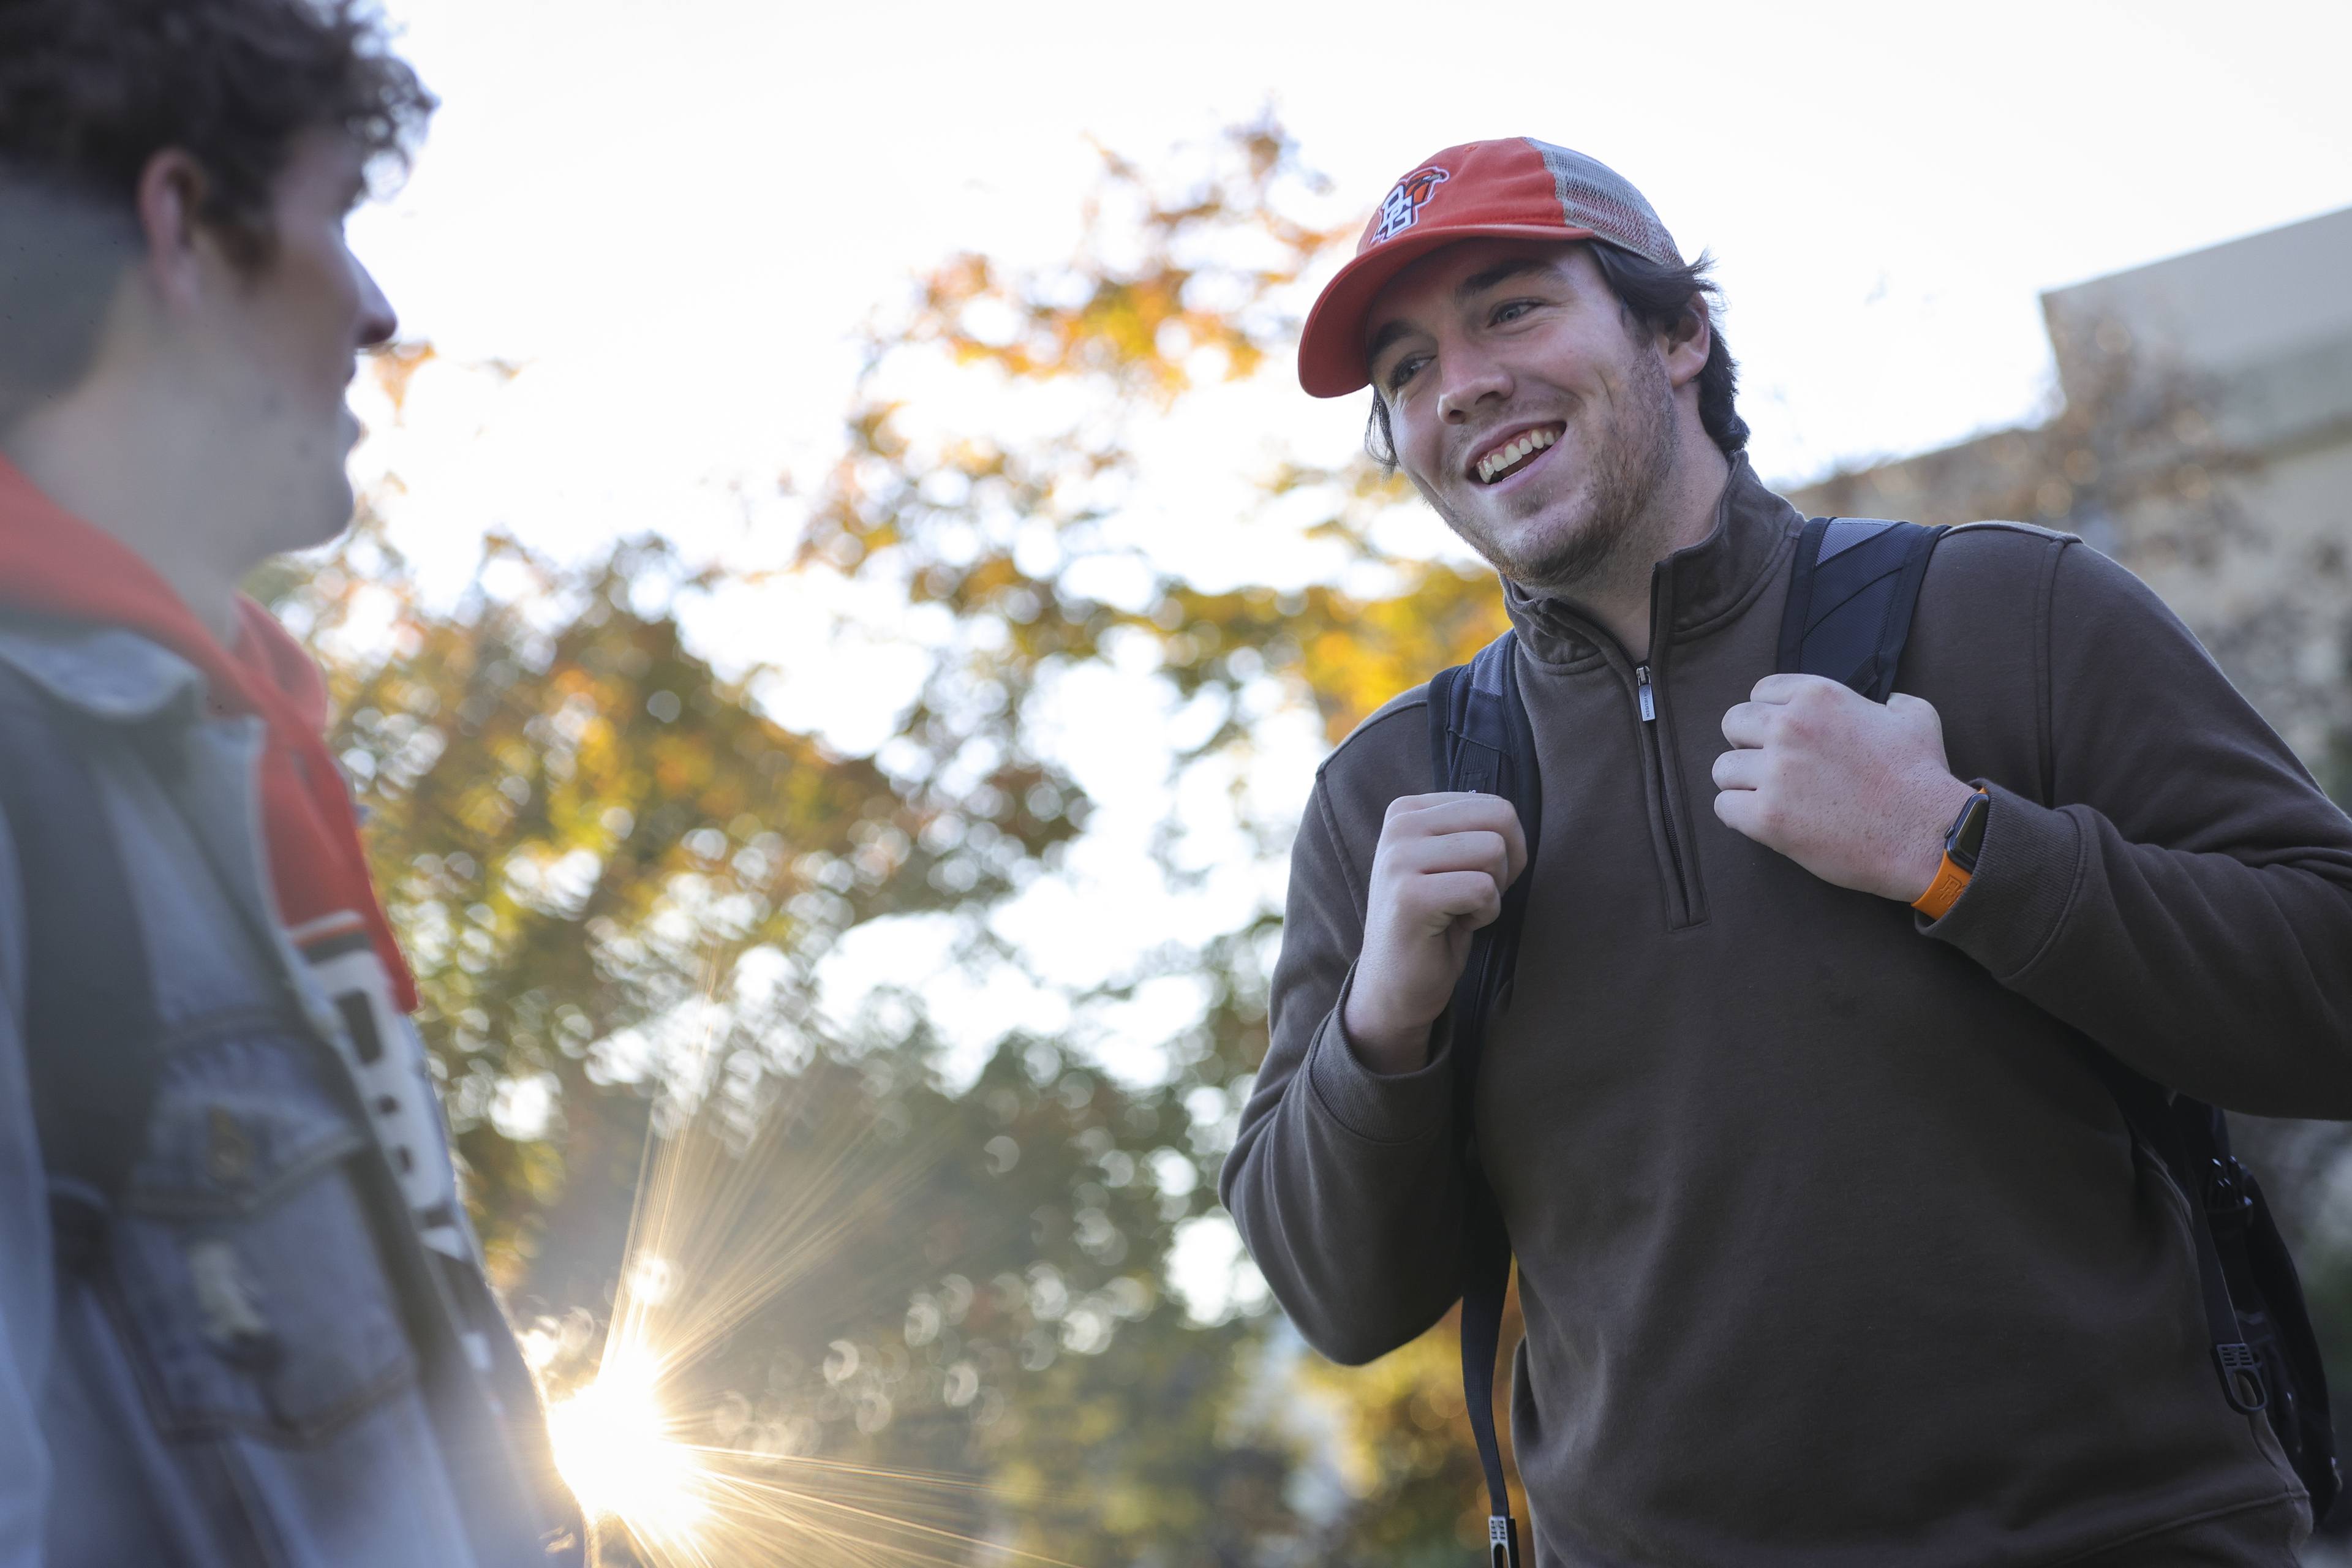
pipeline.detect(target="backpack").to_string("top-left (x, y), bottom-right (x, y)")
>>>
top-left (1427, 518), bottom-right (2341, 1566)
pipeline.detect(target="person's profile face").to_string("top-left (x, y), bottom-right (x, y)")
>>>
top-left (1362, 238), bottom-right (1672, 587)
top-left (192, 129), bottom-right (397, 556)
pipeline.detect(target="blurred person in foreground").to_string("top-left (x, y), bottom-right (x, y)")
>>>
top-left (0, 2), bottom-right (579, 1564)
top-left (1223, 138), bottom-right (2352, 1565)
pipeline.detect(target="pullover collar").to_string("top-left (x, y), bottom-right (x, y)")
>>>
top-left (1502, 451), bottom-right (1805, 667)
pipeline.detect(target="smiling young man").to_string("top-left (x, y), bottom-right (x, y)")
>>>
top-left (1223, 138), bottom-right (2352, 1565)
top-left (0, 4), bottom-right (578, 1565)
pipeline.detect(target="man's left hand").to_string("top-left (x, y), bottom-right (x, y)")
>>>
top-left (1712, 674), bottom-right (1979, 903)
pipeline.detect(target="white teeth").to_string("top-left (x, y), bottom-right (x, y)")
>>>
top-left (1477, 426), bottom-right (1561, 483)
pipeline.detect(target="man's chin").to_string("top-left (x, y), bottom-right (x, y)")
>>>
top-left (1449, 492), bottom-right (1613, 587)
top-left (266, 480), bottom-right (360, 559)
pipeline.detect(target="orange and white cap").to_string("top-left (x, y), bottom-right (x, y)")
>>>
top-left (1297, 138), bottom-right (1683, 398)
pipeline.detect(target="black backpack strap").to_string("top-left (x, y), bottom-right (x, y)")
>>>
top-left (2232, 1155), bottom-right (2342, 1518)
top-left (0, 663), bottom-right (162, 1271)
top-left (1428, 630), bottom-right (1541, 1567)
top-left (2084, 1052), bottom-right (2342, 1515)
top-left (1778, 517), bottom-right (1948, 701)
top-left (2085, 1060), bottom-right (2267, 1407)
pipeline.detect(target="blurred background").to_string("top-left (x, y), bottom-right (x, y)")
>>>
top-left (284, 1), bottom-right (2352, 1560)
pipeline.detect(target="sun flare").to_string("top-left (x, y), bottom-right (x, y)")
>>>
top-left (546, 1354), bottom-right (707, 1544)
top-left (525, 1039), bottom-right (1089, 1568)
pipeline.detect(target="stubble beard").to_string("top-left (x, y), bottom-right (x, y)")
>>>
top-left (1432, 347), bottom-right (1679, 600)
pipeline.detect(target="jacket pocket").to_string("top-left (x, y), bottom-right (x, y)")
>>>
top-left (104, 1020), bottom-right (420, 1444)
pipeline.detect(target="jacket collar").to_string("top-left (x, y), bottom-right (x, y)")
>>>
top-left (1501, 451), bottom-right (1806, 666)
top-left (0, 614), bottom-right (210, 725)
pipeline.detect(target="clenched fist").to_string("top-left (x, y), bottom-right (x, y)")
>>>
top-left (1341, 791), bottom-right (1528, 1074)
top-left (1712, 674), bottom-right (1978, 902)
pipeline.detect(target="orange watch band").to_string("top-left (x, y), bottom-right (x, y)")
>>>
top-left (1912, 858), bottom-right (1973, 921)
top-left (1913, 788), bottom-right (1991, 921)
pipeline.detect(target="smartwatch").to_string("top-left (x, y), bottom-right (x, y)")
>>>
top-left (1912, 788), bottom-right (1989, 921)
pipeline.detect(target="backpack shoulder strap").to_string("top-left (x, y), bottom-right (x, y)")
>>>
top-left (1428, 630), bottom-right (1543, 852)
top-left (1425, 628), bottom-right (1542, 1051)
top-left (1427, 628), bottom-right (1539, 1567)
top-left (2083, 1050), bottom-right (2341, 1514)
top-left (0, 662), bottom-right (162, 1270)
top-left (1779, 516), bottom-right (1948, 699)
top-left (2082, 1058), bottom-right (2266, 1406)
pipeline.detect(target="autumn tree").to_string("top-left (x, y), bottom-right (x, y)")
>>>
top-left (257, 496), bottom-right (1332, 1562)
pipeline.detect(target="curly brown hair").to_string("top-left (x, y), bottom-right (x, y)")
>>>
top-left (0, 0), bottom-right (434, 429)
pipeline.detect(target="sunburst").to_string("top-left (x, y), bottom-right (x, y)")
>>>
top-left (523, 1015), bottom-right (1087, 1568)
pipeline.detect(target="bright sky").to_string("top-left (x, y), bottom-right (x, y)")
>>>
top-left (346, 0), bottom-right (2352, 1321)
top-left (356, 0), bottom-right (2352, 493)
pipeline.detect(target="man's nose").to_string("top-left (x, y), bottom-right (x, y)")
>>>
top-left (1435, 344), bottom-right (1510, 424)
top-left (353, 256), bottom-right (398, 350)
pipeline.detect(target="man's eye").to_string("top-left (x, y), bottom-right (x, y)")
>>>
top-left (1493, 301), bottom-right (1535, 325)
top-left (1384, 355), bottom-right (1426, 392)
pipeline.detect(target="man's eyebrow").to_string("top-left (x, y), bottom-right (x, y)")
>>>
top-left (1455, 256), bottom-right (1557, 304)
top-left (1363, 256), bottom-right (1562, 371)
top-left (1365, 317), bottom-right (1418, 368)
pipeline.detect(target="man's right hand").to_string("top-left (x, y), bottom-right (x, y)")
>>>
top-left (1341, 791), bottom-right (1529, 1074)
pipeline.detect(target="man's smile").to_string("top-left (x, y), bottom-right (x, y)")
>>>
top-left (1468, 421), bottom-right (1565, 486)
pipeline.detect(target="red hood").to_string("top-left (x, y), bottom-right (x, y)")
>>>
top-left (0, 456), bottom-right (418, 1010)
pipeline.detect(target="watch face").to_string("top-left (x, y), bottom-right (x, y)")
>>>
top-left (1949, 791), bottom-right (1989, 872)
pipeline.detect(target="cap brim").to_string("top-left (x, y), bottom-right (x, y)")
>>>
top-left (1296, 223), bottom-right (1600, 398)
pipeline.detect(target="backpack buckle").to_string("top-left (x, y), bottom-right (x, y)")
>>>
top-left (2203, 1157), bottom-right (2253, 1229)
top-left (1488, 1514), bottom-right (1521, 1568)
top-left (2215, 1341), bottom-right (2269, 1414)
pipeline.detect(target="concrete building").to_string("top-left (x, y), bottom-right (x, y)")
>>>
top-left (1792, 205), bottom-right (2352, 785)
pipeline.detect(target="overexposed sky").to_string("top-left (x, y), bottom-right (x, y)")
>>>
top-left (345, 0), bottom-right (2352, 1127)
top-left (355, 0), bottom-right (2352, 513)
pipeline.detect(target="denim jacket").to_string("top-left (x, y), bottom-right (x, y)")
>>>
top-left (0, 616), bottom-right (579, 1568)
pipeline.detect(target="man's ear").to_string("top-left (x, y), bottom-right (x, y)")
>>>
top-left (1660, 298), bottom-right (1712, 390)
top-left (132, 149), bottom-right (214, 309)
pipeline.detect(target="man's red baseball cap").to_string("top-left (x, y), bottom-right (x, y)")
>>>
top-left (1297, 138), bottom-right (1684, 398)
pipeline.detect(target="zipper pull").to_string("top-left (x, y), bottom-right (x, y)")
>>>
top-left (1635, 664), bottom-right (1656, 722)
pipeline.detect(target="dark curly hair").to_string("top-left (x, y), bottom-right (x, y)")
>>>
top-left (0, 0), bottom-right (434, 429)
top-left (1363, 242), bottom-right (1750, 470)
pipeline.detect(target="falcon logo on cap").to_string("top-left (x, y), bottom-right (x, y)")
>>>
top-left (1371, 167), bottom-right (1449, 245)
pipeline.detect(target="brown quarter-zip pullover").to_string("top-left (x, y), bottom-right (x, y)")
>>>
top-left (1223, 456), bottom-right (2351, 1566)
